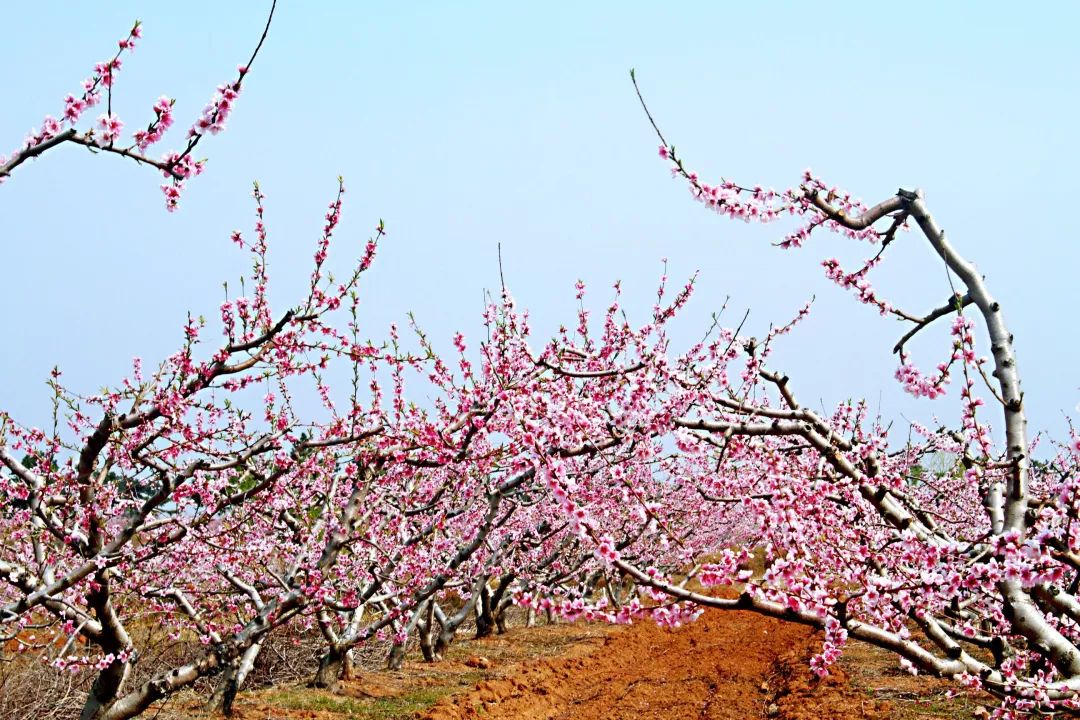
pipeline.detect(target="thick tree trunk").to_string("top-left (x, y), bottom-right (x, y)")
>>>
top-left (207, 664), bottom-right (241, 717)
top-left (474, 585), bottom-right (495, 639)
top-left (311, 645), bottom-right (347, 692)
top-left (433, 631), bottom-right (449, 659)
top-left (81, 659), bottom-right (132, 720)
top-left (489, 574), bottom-right (514, 635)
top-left (433, 587), bottom-right (482, 660)
top-left (207, 641), bottom-right (262, 716)
top-left (417, 600), bottom-right (438, 662)
top-left (81, 673), bottom-right (122, 720)
top-left (342, 649), bottom-right (356, 681)
top-left (80, 576), bottom-right (132, 720)
top-left (494, 597), bottom-right (512, 634)
top-left (386, 640), bottom-right (407, 671)
top-left (386, 600), bottom-right (433, 670)
top-left (419, 631), bottom-right (436, 662)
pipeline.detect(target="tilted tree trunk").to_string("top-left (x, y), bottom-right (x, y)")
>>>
top-left (207, 640), bottom-right (263, 716)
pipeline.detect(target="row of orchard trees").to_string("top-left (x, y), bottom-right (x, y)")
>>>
top-left (0, 162), bottom-right (732, 718)
top-left (3, 10), bottom-right (1080, 720)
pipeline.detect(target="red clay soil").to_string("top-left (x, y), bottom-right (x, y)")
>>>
top-left (421, 609), bottom-right (892, 720)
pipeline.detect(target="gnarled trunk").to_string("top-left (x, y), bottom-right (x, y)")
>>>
top-left (474, 584), bottom-right (495, 639)
top-left (386, 640), bottom-right (407, 671)
top-left (386, 599), bottom-right (434, 670)
top-left (417, 600), bottom-right (438, 662)
top-left (489, 574), bottom-right (515, 635)
top-left (311, 645), bottom-right (348, 692)
top-left (494, 597), bottom-right (512, 634)
top-left (433, 581), bottom-right (485, 659)
top-left (80, 574), bottom-right (133, 720)
top-left (342, 648), bottom-right (356, 681)
top-left (207, 641), bottom-right (263, 716)
top-left (81, 667), bottom-right (127, 720)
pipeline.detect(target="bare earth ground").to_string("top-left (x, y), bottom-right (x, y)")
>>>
top-left (420, 609), bottom-right (988, 720)
top-left (163, 610), bottom-right (990, 719)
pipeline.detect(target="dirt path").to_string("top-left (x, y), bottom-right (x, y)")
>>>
top-left (421, 609), bottom-right (893, 720)
top-left (205, 609), bottom-right (978, 719)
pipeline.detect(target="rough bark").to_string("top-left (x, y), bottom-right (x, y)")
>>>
top-left (79, 572), bottom-right (133, 720)
top-left (474, 584), bottom-right (495, 639)
top-left (311, 645), bottom-right (348, 692)
top-left (386, 640), bottom-right (407, 671)
top-left (489, 574), bottom-right (515, 635)
top-left (207, 641), bottom-right (262, 716)
top-left (417, 600), bottom-right (438, 662)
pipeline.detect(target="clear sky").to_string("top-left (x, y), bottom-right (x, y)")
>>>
top-left (1, 2), bottom-right (1077, 442)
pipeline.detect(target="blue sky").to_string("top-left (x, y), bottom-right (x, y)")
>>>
top-left (1, 2), bottom-right (1077, 441)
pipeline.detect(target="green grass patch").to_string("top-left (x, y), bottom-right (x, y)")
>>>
top-left (260, 685), bottom-right (457, 719)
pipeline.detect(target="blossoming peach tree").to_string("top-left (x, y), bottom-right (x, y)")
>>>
top-left (3, 9), bottom-right (1076, 720)
top-left (0, 174), bottom-right (717, 719)
top-left (0, 13), bottom-right (715, 719)
top-left (592, 70), bottom-right (1080, 718)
